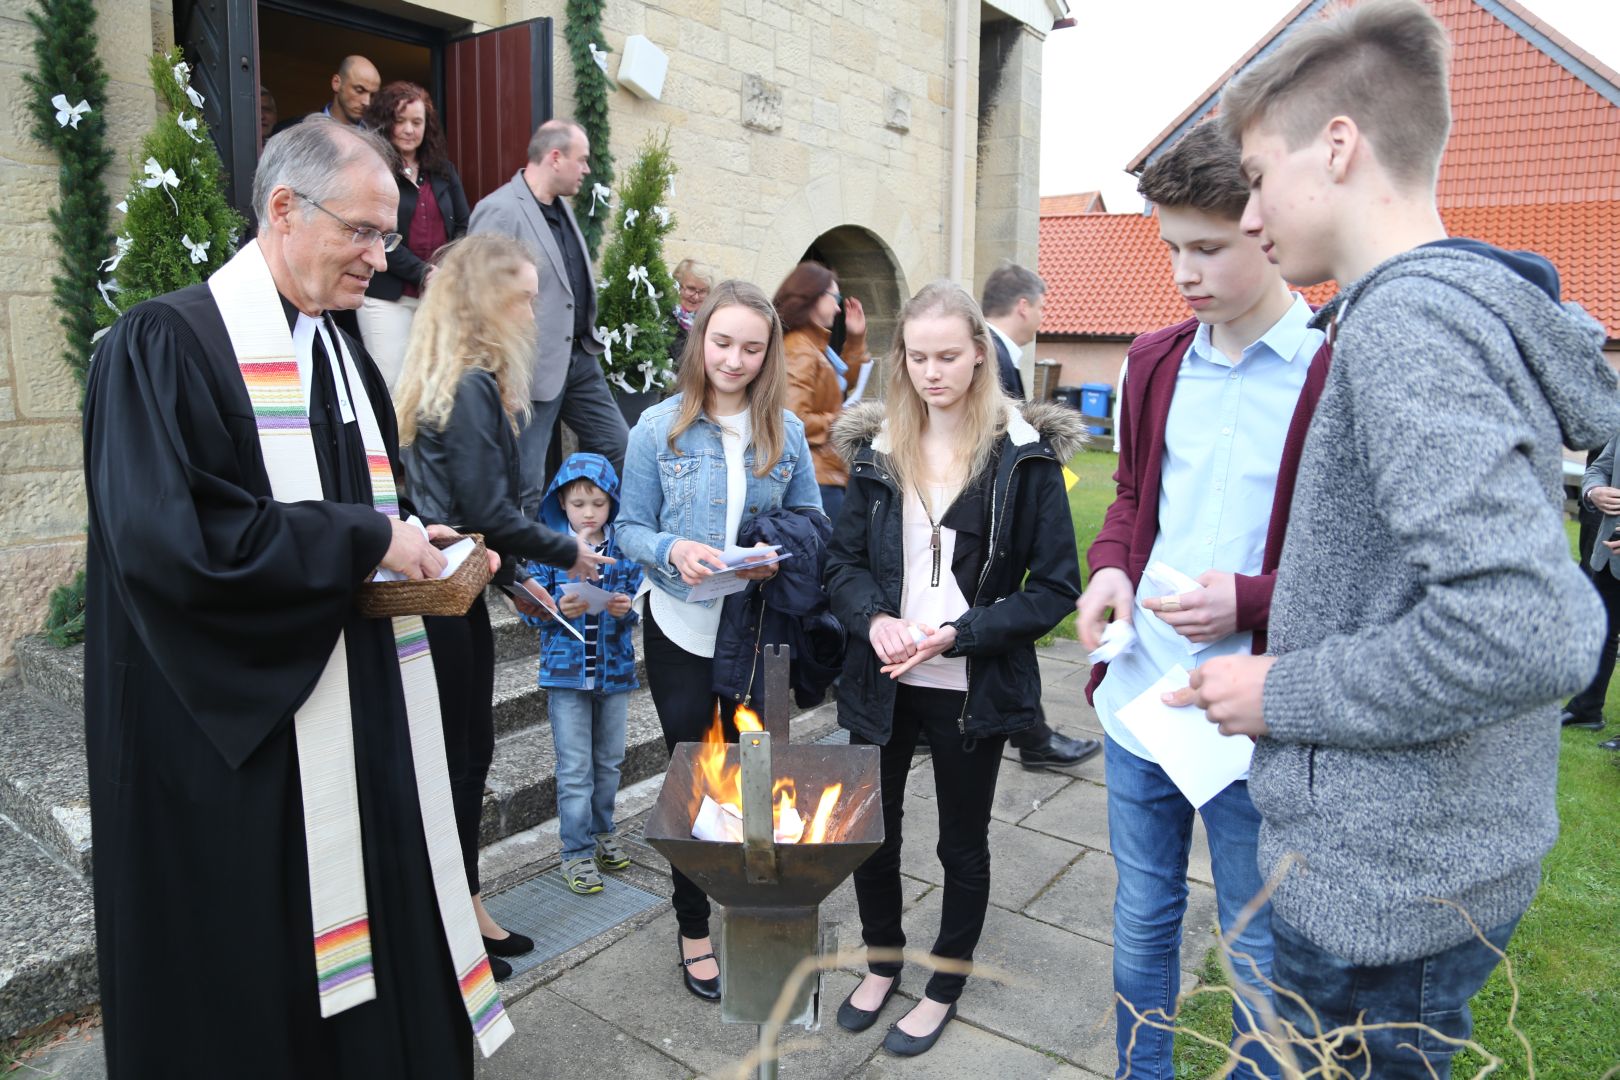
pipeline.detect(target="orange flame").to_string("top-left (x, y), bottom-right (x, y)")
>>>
top-left (688, 705), bottom-right (842, 843)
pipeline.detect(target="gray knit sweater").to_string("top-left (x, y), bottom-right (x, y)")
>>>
top-left (1256, 244), bottom-right (1620, 965)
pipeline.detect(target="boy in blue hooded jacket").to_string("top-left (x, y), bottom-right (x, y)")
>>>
top-left (521, 453), bottom-right (644, 895)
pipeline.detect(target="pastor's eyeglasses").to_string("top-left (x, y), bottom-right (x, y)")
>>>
top-left (293, 191), bottom-right (402, 252)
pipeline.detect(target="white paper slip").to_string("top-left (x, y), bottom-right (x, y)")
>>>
top-left (718, 544), bottom-right (788, 569)
top-left (1114, 665), bottom-right (1253, 808)
top-left (371, 530), bottom-right (477, 583)
top-left (558, 579), bottom-right (615, 614)
top-left (1140, 560), bottom-right (1212, 656)
top-left (1087, 619), bottom-right (1138, 664)
top-left (685, 548), bottom-right (795, 602)
top-left (503, 580), bottom-right (586, 642)
top-left (685, 570), bottom-right (753, 603)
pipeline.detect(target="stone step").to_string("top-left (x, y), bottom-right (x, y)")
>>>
top-left (15, 637), bottom-right (83, 714)
top-left (0, 819), bottom-right (98, 1037)
top-left (0, 687), bottom-right (92, 876)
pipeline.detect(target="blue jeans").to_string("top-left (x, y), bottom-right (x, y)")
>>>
top-left (1106, 736), bottom-right (1279, 1080)
top-left (548, 688), bottom-right (629, 860)
top-left (1271, 913), bottom-right (1518, 1079)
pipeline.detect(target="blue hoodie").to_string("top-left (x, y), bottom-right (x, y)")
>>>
top-left (520, 454), bottom-right (643, 692)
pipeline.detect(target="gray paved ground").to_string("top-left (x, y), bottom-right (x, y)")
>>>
top-left (18, 640), bottom-right (1223, 1079)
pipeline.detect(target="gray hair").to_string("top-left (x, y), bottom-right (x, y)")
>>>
top-left (252, 117), bottom-right (393, 223)
top-left (980, 262), bottom-right (1046, 318)
top-left (527, 118), bottom-right (583, 164)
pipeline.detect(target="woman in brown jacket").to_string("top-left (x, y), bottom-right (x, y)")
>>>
top-left (774, 261), bottom-right (868, 523)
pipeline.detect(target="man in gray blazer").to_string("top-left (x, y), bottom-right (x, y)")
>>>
top-left (468, 118), bottom-right (627, 513)
top-left (1565, 432), bottom-right (1620, 743)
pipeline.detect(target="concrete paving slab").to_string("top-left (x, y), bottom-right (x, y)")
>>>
top-left (1024, 851), bottom-right (1220, 955)
top-left (848, 1016), bottom-right (1081, 1079)
top-left (906, 758), bottom-right (1075, 827)
top-left (477, 988), bottom-right (692, 1079)
top-left (1019, 778), bottom-right (1111, 853)
top-left (893, 795), bottom-right (1083, 912)
top-left (899, 891), bottom-right (1118, 1068)
top-left (547, 910), bottom-right (877, 1080)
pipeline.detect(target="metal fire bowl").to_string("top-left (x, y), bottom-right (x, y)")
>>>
top-left (644, 742), bottom-right (883, 909)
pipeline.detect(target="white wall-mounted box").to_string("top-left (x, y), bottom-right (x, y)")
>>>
top-left (617, 35), bottom-right (668, 101)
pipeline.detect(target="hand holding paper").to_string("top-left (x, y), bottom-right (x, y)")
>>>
top-left (1139, 561), bottom-right (1213, 655)
top-left (1161, 654), bottom-right (1274, 737)
top-left (1116, 666), bottom-right (1253, 808)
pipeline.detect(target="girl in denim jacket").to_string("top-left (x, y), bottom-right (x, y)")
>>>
top-left (616, 280), bottom-right (823, 1003)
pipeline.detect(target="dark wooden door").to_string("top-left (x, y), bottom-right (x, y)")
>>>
top-left (444, 18), bottom-right (553, 209)
top-left (176, 0), bottom-right (261, 214)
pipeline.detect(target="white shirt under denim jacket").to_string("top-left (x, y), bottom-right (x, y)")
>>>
top-left (616, 393), bottom-right (824, 656)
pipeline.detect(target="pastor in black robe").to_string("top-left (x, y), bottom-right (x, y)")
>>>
top-left (82, 283), bottom-right (474, 1079)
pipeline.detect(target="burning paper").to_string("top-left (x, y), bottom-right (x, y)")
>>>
top-left (691, 795), bottom-right (805, 844)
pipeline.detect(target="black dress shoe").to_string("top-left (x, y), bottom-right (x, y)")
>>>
top-left (882, 1001), bottom-right (957, 1057)
top-left (483, 930), bottom-right (535, 958)
top-left (1599, 735), bottom-right (1620, 751)
top-left (678, 935), bottom-right (721, 1002)
top-left (490, 955), bottom-right (513, 982)
top-left (1020, 732), bottom-right (1102, 771)
top-left (836, 974), bottom-right (901, 1032)
top-left (1560, 710), bottom-right (1606, 731)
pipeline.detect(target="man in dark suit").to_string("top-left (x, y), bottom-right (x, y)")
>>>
top-left (980, 263), bottom-right (1102, 771)
top-left (468, 119), bottom-right (627, 513)
top-left (1566, 434), bottom-right (1620, 746)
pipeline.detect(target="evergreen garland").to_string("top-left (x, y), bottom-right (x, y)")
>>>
top-left (42, 570), bottom-right (86, 648)
top-left (595, 133), bottom-right (678, 394)
top-left (97, 50), bottom-right (244, 325)
top-left (21, 0), bottom-right (112, 389)
top-left (564, 0), bottom-right (614, 258)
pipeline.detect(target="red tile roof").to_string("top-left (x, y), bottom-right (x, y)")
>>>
top-left (1126, 0), bottom-right (1620, 208)
top-left (1040, 191), bottom-right (1107, 215)
top-left (1038, 202), bottom-right (1620, 340)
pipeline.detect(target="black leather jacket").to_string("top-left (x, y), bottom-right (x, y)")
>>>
top-left (824, 401), bottom-right (1087, 744)
top-left (401, 369), bottom-right (576, 581)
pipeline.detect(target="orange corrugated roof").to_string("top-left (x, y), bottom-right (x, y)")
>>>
top-left (1126, 0), bottom-right (1620, 208)
top-left (1040, 191), bottom-right (1107, 215)
top-left (1038, 201), bottom-right (1620, 340)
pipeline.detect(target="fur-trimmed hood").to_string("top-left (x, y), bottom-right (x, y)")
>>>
top-left (830, 398), bottom-right (1091, 466)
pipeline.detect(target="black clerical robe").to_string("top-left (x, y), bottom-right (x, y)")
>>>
top-left (82, 283), bottom-right (473, 1079)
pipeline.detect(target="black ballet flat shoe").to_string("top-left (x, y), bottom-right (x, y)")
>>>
top-left (836, 974), bottom-right (901, 1032)
top-left (882, 1001), bottom-right (957, 1057)
top-left (489, 955), bottom-right (513, 982)
top-left (482, 931), bottom-right (535, 958)
top-left (678, 935), bottom-right (721, 1002)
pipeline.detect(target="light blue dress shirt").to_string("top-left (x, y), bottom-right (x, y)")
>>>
top-left (1094, 295), bottom-right (1324, 762)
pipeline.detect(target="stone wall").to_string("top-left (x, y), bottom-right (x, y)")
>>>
top-left (506, 0), bottom-right (982, 308)
top-left (0, 1), bottom-right (167, 673)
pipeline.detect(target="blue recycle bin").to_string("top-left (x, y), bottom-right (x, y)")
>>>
top-left (1079, 382), bottom-right (1113, 435)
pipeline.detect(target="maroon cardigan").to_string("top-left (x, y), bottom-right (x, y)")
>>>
top-left (1084, 316), bottom-right (1332, 701)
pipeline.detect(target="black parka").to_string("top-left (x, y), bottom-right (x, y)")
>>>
top-left (823, 400), bottom-right (1088, 744)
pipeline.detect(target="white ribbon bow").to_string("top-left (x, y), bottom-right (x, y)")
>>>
top-left (588, 182), bottom-right (612, 217)
top-left (608, 372), bottom-right (636, 394)
top-left (637, 359), bottom-right (664, 393)
top-left (97, 278), bottom-right (121, 313)
top-left (172, 60), bottom-right (190, 86)
top-left (587, 42), bottom-right (610, 74)
top-left (666, 174), bottom-right (676, 198)
top-left (596, 325), bottom-right (622, 368)
top-left (184, 84), bottom-right (205, 108)
top-left (626, 265), bottom-right (661, 301)
top-left (622, 207), bottom-right (639, 230)
top-left (177, 111), bottom-right (204, 143)
top-left (52, 94), bottom-right (90, 129)
top-left (99, 234), bottom-right (133, 273)
top-left (115, 199), bottom-right (127, 214)
top-left (651, 204), bottom-right (671, 228)
top-left (181, 234), bottom-right (210, 264)
top-left (142, 157), bottom-right (180, 213)
top-left (620, 322), bottom-right (639, 351)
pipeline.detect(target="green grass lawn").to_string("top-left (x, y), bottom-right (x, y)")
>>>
top-left (1153, 505), bottom-right (1620, 1078)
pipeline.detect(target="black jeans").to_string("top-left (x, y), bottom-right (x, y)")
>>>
top-left (1271, 913), bottom-right (1519, 1079)
top-left (642, 602), bottom-right (741, 940)
top-left (1567, 567), bottom-right (1620, 723)
top-left (850, 683), bottom-right (1006, 1004)
top-left (423, 595), bottom-right (495, 895)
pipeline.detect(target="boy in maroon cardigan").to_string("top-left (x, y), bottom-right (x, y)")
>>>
top-left (1074, 121), bottom-right (1330, 1080)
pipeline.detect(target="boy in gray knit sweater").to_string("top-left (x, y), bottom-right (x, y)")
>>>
top-left (1168, 0), bottom-right (1620, 1074)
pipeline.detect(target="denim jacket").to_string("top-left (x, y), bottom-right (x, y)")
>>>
top-left (617, 393), bottom-right (824, 607)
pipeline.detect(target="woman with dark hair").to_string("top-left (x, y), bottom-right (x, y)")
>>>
top-left (774, 261), bottom-right (868, 522)
top-left (359, 81), bottom-right (471, 390)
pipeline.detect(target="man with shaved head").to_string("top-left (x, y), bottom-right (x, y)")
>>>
top-left (271, 55), bottom-right (380, 136)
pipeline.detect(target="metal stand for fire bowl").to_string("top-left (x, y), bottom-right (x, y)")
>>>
top-left (645, 645), bottom-right (883, 1080)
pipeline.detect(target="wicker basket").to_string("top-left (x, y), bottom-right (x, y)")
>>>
top-left (357, 532), bottom-right (491, 619)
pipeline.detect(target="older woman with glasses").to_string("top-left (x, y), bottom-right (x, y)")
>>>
top-left (668, 258), bottom-right (716, 365)
top-left (773, 261), bottom-right (868, 522)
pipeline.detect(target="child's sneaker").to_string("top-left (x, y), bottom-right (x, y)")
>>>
top-left (594, 833), bottom-right (631, 872)
top-left (562, 856), bottom-right (603, 895)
